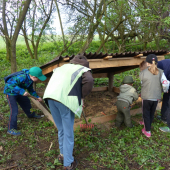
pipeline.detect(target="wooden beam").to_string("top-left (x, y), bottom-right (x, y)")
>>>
top-left (92, 86), bottom-right (108, 92)
top-left (42, 64), bottom-right (59, 75)
top-left (114, 66), bottom-right (138, 75)
top-left (93, 73), bottom-right (108, 78)
top-left (33, 82), bottom-right (36, 91)
top-left (37, 72), bottom-right (109, 83)
top-left (63, 57), bottom-right (70, 61)
top-left (89, 55), bottom-right (164, 69)
top-left (37, 86), bottom-right (119, 95)
top-left (112, 86), bottom-right (120, 93)
top-left (134, 54), bottom-right (143, 58)
top-left (30, 97), bottom-right (56, 127)
top-left (108, 72), bottom-right (114, 92)
top-left (41, 55), bottom-right (165, 75)
top-left (103, 56), bottom-right (112, 60)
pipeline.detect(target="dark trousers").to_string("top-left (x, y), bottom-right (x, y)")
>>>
top-left (143, 100), bottom-right (158, 131)
top-left (161, 91), bottom-right (170, 121)
top-left (115, 100), bottom-right (133, 127)
top-left (6, 95), bottom-right (35, 130)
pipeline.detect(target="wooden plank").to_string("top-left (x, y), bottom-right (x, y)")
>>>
top-left (134, 54), bottom-right (143, 58)
top-left (42, 64), bottom-right (59, 75)
top-left (103, 56), bottom-right (112, 60)
top-left (41, 55), bottom-right (165, 75)
top-left (74, 114), bottom-right (117, 130)
top-left (92, 86), bottom-right (108, 92)
top-left (114, 66), bottom-right (138, 74)
top-left (74, 107), bottom-right (143, 130)
top-left (63, 57), bottom-right (70, 61)
top-left (33, 82), bottom-right (36, 91)
top-left (130, 108), bottom-right (142, 116)
top-left (112, 86), bottom-right (120, 93)
top-left (37, 86), bottom-right (118, 95)
top-left (93, 73), bottom-right (108, 78)
top-left (30, 97), bottom-right (56, 128)
top-left (108, 72), bottom-right (114, 92)
top-left (89, 55), bottom-right (164, 69)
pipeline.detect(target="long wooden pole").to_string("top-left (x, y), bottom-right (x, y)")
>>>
top-left (29, 97), bottom-right (56, 128)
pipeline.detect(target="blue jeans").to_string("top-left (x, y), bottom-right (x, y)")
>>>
top-left (6, 95), bottom-right (35, 130)
top-left (161, 91), bottom-right (170, 121)
top-left (48, 99), bottom-right (75, 167)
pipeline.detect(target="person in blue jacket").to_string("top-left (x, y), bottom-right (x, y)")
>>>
top-left (4, 67), bottom-right (46, 136)
top-left (157, 59), bottom-right (170, 124)
top-left (157, 59), bottom-right (170, 132)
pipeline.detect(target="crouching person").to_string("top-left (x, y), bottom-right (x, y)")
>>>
top-left (115, 76), bottom-right (138, 128)
top-left (43, 54), bottom-right (94, 170)
top-left (4, 67), bottom-right (47, 136)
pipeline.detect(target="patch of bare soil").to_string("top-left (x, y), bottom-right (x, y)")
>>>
top-left (83, 91), bottom-right (118, 117)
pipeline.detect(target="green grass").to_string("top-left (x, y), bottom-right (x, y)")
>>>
top-left (0, 108), bottom-right (169, 169)
top-left (0, 40), bottom-right (170, 169)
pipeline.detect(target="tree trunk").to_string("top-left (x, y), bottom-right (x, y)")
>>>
top-left (6, 38), bottom-right (11, 61)
top-left (22, 29), bottom-right (34, 59)
top-left (34, 46), bottom-right (38, 60)
top-left (11, 42), bottom-right (17, 72)
top-left (11, 0), bottom-right (32, 73)
top-left (54, 0), bottom-right (66, 47)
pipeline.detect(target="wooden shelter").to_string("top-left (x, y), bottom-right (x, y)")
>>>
top-left (36, 50), bottom-right (168, 94)
top-left (31, 50), bottom-right (169, 129)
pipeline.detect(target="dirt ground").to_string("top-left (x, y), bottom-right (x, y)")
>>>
top-left (0, 90), bottom-right (144, 170)
top-left (80, 91), bottom-right (118, 118)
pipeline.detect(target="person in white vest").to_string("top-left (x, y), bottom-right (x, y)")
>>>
top-left (43, 54), bottom-right (94, 170)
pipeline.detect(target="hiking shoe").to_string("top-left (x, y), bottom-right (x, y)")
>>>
top-left (157, 115), bottom-right (167, 124)
top-left (139, 121), bottom-right (144, 125)
top-left (142, 128), bottom-right (151, 138)
top-left (159, 127), bottom-right (170, 132)
top-left (64, 159), bottom-right (78, 170)
top-left (57, 154), bottom-right (63, 165)
top-left (7, 129), bottom-right (21, 136)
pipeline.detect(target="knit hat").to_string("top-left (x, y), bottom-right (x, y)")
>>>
top-left (146, 54), bottom-right (158, 64)
top-left (70, 54), bottom-right (89, 68)
top-left (122, 76), bottom-right (134, 84)
top-left (29, 67), bottom-right (46, 81)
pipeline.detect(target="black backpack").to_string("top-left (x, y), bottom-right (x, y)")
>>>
top-left (4, 71), bottom-right (25, 83)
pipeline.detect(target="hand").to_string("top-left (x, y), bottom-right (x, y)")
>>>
top-left (37, 97), bottom-right (42, 102)
top-left (23, 92), bottom-right (30, 96)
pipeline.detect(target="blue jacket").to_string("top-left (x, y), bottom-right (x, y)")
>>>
top-left (157, 59), bottom-right (170, 81)
top-left (4, 69), bottom-right (39, 98)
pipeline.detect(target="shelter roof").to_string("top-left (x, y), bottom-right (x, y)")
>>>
top-left (40, 50), bottom-right (168, 69)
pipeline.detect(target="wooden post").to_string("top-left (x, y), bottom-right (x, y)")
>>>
top-left (33, 82), bottom-right (36, 91)
top-left (108, 72), bottom-right (114, 92)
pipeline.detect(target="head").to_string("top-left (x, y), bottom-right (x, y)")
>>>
top-left (146, 54), bottom-right (158, 75)
top-left (122, 76), bottom-right (134, 85)
top-left (70, 54), bottom-right (89, 68)
top-left (29, 67), bottom-right (47, 82)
